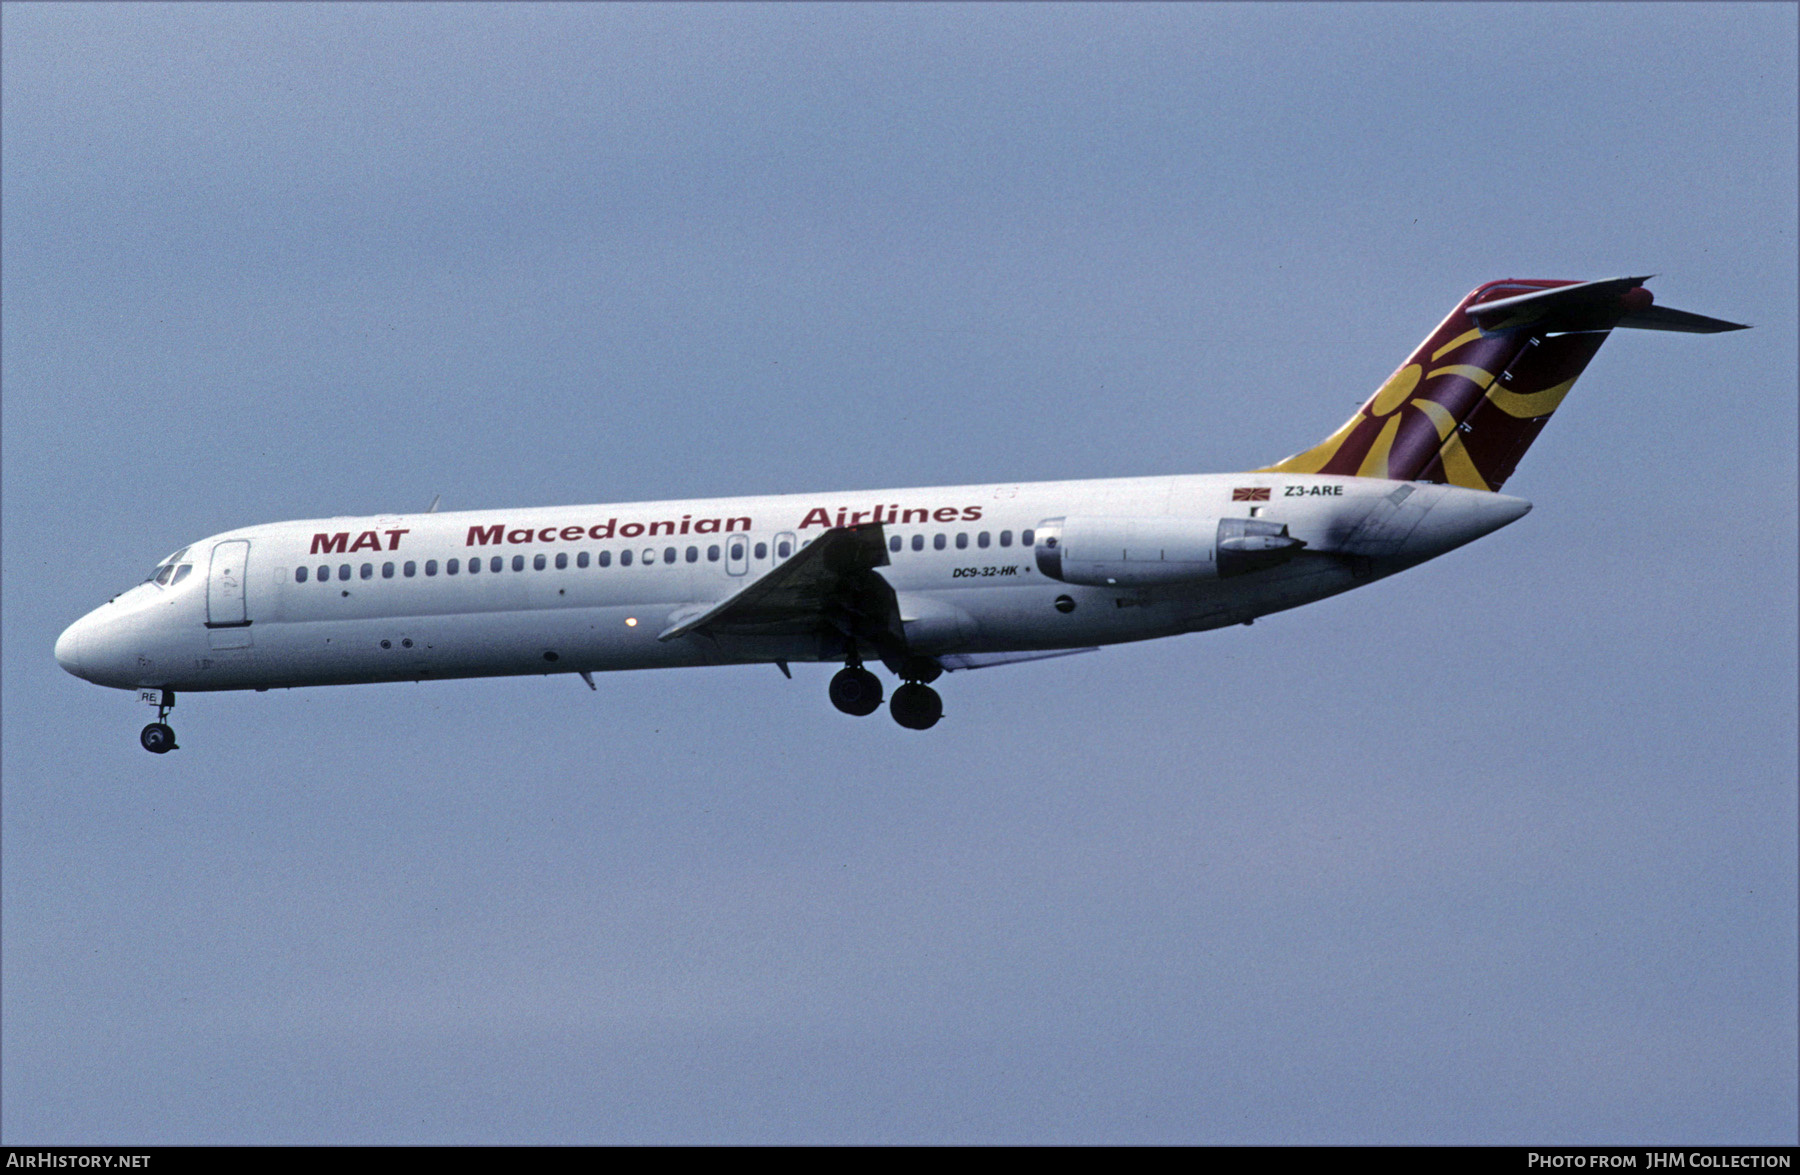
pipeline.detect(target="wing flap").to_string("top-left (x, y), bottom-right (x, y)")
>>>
top-left (936, 648), bottom-right (1100, 671)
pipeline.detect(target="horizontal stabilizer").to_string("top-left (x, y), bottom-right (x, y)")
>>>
top-left (1616, 304), bottom-right (1750, 333)
top-left (1466, 275), bottom-right (1748, 333)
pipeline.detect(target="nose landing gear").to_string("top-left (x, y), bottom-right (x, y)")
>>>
top-left (140, 690), bottom-right (178, 754)
top-left (140, 723), bottom-right (177, 754)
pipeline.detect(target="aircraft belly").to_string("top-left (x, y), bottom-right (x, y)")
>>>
top-left (947, 583), bottom-right (1191, 651)
top-left (178, 606), bottom-right (717, 689)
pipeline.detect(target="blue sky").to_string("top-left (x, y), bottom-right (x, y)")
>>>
top-left (3, 2), bottom-right (1794, 1144)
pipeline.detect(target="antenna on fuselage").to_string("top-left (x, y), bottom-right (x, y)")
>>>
top-left (426, 494), bottom-right (441, 514)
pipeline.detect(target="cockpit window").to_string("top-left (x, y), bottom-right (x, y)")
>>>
top-left (169, 564), bottom-right (193, 585)
top-left (146, 547), bottom-right (192, 585)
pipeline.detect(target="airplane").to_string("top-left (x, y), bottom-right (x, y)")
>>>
top-left (55, 276), bottom-right (1745, 751)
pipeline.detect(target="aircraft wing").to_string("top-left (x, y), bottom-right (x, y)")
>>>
top-left (658, 525), bottom-right (900, 643)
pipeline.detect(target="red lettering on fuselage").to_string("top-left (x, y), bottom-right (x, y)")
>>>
top-left (797, 505), bottom-right (986, 529)
top-left (453, 516), bottom-right (745, 540)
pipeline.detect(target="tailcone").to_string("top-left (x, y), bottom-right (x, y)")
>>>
top-left (1401, 489), bottom-right (1532, 562)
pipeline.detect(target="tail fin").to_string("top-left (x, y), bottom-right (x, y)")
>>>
top-left (1259, 277), bottom-right (1746, 491)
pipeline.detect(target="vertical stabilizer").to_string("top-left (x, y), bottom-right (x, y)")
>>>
top-left (1258, 277), bottom-right (1744, 492)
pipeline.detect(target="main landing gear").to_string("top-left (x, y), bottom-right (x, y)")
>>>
top-left (829, 656), bottom-right (943, 730)
top-left (829, 663), bottom-right (884, 716)
top-left (140, 690), bottom-right (178, 754)
top-left (889, 655), bottom-right (943, 731)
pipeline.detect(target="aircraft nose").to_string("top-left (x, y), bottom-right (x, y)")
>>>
top-left (55, 618), bottom-right (87, 678)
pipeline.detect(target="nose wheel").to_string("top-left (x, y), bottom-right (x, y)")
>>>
top-left (140, 723), bottom-right (177, 754)
top-left (140, 690), bottom-right (178, 753)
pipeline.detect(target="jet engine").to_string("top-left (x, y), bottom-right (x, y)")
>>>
top-left (1033, 516), bottom-right (1305, 586)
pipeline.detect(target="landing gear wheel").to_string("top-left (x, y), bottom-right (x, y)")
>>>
top-left (829, 666), bottom-right (884, 716)
top-left (140, 723), bottom-right (177, 754)
top-left (889, 682), bottom-right (943, 730)
top-left (897, 655), bottom-right (942, 685)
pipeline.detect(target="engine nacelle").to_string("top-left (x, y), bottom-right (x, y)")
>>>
top-left (1033, 515), bottom-right (1305, 586)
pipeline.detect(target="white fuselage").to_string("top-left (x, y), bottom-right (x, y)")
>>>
top-left (54, 472), bottom-right (1529, 695)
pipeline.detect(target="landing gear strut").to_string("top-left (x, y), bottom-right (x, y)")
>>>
top-left (829, 664), bottom-right (884, 716)
top-left (140, 690), bottom-right (178, 754)
top-left (890, 656), bottom-right (943, 730)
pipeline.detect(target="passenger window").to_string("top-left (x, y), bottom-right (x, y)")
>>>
top-left (555, 552), bottom-right (568, 570)
top-left (444, 559), bottom-right (456, 575)
top-left (576, 551), bottom-right (588, 568)
top-left (295, 565), bottom-right (308, 583)
top-left (642, 549), bottom-right (655, 565)
top-left (599, 550), bottom-right (612, 567)
top-left (665, 547), bottom-right (677, 564)
top-left (318, 565), bottom-right (330, 582)
top-left (754, 542), bottom-right (766, 560)
top-left (425, 560), bottom-right (439, 576)
top-left (955, 533), bottom-right (968, 549)
top-left (467, 557), bottom-right (480, 575)
top-left (708, 545), bottom-right (720, 562)
top-left (1022, 529), bottom-right (1035, 547)
top-left (406, 561), bottom-right (418, 577)
top-left (978, 532), bottom-right (990, 549)
top-left (933, 534), bottom-right (946, 550)
top-left (513, 555), bottom-right (525, 572)
top-left (490, 556), bottom-right (502, 573)
top-left (889, 535), bottom-right (902, 553)
top-left (911, 534), bottom-right (924, 552)
top-left (686, 546), bottom-right (698, 563)
top-left (380, 562), bottom-right (393, 578)
top-left (360, 564), bottom-right (373, 579)
top-left (339, 564), bottom-right (352, 581)
top-left (999, 530), bottom-right (1013, 547)
top-left (621, 549), bottom-right (633, 567)
top-left (533, 554), bottom-right (546, 571)
top-left (778, 540), bottom-right (792, 558)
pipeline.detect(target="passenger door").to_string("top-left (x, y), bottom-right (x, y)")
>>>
top-left (206, 540), bottom-right (251, 627)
